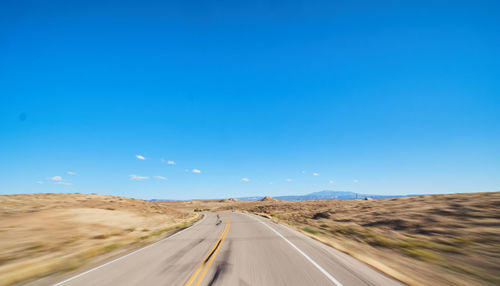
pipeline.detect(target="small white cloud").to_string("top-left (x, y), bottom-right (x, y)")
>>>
top-left (268, 182), bottom-right (273, 185)
top-left (240, 178), bottom-right (249, 182)
top-left (36, 181), bottom-right (44, 185)
top-left (154, 176), bottom-right (167, 180)
top-left (192, 169), bottom-right (201, 174)
top-left (329, 180), bottom-right (334, 184)
top-left (285, 178), bottom-right (292, 182)
top-left (301, 170), bottom-right (306, 174)
top-left (312, 172), bottom-right (320, 176)
top-left (67, 171), bottom-right (76, 175)
top-left (55, 182), bottom-right (72, 185)
top-left (160, 158), bottom-right (165, 163)
top-left (136, 155), bottom-right (146, 160)
top-left (353, 179), bottom-right (359, 183)
top-left (184, 169), bottom-right (190, 172)
top-left (47, 176), bottom-right (63, 181)
top-left (167, 160), bottom-right (176, 165)
top-left (130, 174), bottom-right (149, 180)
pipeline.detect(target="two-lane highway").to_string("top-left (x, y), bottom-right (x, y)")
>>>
top-left (53, 212), bottom-right (403, 286)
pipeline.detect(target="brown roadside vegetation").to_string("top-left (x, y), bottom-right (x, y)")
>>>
top-left (217, 192), bottom-right (500, 286)
top-left (0, 193), bottom-right (200, 286)
top-left (2, 192), bottom-right (498, 286)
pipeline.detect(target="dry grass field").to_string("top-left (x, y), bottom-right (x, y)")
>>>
top-left (217, 192), bottom-right (500, 286)
top-left (2, 192), bottom-right (498, 286)
top-left (0, 193), bottom-right (200, 286)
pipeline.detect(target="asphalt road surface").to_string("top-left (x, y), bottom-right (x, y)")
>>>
top-left (53, 212), bottom-right (404, 286)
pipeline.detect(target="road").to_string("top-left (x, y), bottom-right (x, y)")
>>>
top-left (53, 212), bottom-right (404, 286)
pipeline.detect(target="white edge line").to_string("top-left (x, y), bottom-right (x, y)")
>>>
top-left (53, 214), bottom-right (207, 286)
top-left (243, 213), bottom-right (343, 286)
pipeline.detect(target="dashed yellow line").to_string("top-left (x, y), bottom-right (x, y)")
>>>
top-left (184, 215), bottom-right (230, 286)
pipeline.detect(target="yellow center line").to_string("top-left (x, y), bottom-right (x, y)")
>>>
top-left (184, 215), bottom-right (230, 286)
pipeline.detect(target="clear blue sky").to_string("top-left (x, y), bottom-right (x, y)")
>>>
top-left (1, 0), bottom-right (499, 200)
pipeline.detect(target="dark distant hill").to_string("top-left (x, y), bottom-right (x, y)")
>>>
top-left (237, 190), bottom-right (413, 201)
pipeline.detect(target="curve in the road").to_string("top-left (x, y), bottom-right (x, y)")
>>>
top-left (49, 212), bottom-right (403, 286)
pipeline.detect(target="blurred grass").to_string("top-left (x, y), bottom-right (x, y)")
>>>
top-left (302, 227), bottom-right (320, 234)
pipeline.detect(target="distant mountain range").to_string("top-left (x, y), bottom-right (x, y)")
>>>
top-left (151, 190), bottom-right (420, 202)
top-left (237, 190), bottom-right (415, 201)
